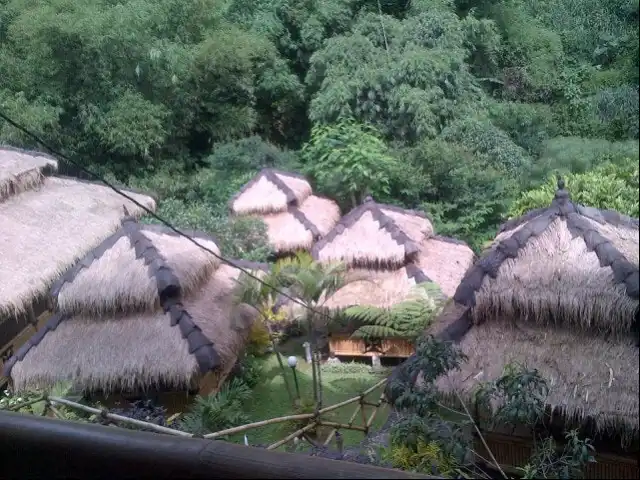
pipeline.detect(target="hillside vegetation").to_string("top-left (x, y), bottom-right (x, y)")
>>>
top-left (1, 0), bottom-right (638, 254)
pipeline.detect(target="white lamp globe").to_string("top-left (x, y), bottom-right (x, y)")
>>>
top-left (287, 356), bottom-right (298, 368)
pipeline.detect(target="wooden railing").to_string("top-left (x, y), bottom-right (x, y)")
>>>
top-left (0, 410), bottom-right (439, 479)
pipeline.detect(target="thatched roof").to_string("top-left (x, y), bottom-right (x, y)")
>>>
top-left (416, 236), bottom-right (475, 297)
top-left (312, 197), bottom-right (434, 269)
top-left (437, 317), bottom-right (639, 445)
top-left (394, 179), bottom-right (640, 443)
top-left (3, 220), bottom-right (265, 393)
top-left (0, 147), bottom-right (157, 318)
top-left (0, 146), bottom-right (58, 201)
top-left (451, 181), bottom-right (639, 335)
top-left (231, 169), bottom-right (341, 253)
top-left (324, 264), bottom-right (433, 311)
top-left (230, 168), bottom-right (312, 215)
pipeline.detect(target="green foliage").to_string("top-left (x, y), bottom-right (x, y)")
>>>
top-left (525, 137), bottom-right (640, 184)
top-left (301, 120), bottom-right (423, 207)
top-left (320, 361), bottom-right (388, 376)
top-left (387, 336), bottom-right (472, 475)
top-left (521, 431), bottom-right (596, 479)
top-left (0, 383), bottom-right (87, 421)
top-left (474, 363), bottom-right (549, 427)
top-left (306, 6), bottom-right (496, 142)
top-left (345, 283), bottom-right (445, 340)
top-left (403, 139), bottom-right (517, 250)
top-left (440, 114), bottom-right (532, 174)
top-left (486, 100), bottom-right (559, 156)
top-left (235, 354), bottom-right (265, 389)
top-left (179, 378), bottom-right (252, 436)
top-left (474, 363), bottom-right (596, 479)
top-left (387, 439), bottom-right (458, 476)
top-left (247, 321), bottom-right (273, 356)
top-left (510, 158), bottom-right (640, 218)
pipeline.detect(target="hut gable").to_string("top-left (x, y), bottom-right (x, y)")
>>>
top-left (0, 148), bottom-right (156, 318)
top-left (230, 169), bottom-right (341, 253)
top-left (311, 197), bottom-right (433, 269)
top-left (230, 168), bottom-right (312, 215)
top-left (453, 180), bottom-right (639, 336)
top-left (51, 221), bottom-right (221, 316)
top-left (3, 220), bottom-right (263, 394)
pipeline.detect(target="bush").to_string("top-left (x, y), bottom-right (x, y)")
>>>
top-left (234, 354), bottom-right (265, 389)
top-left (525, 137), bottom-right (639, 186)
top-left (247, 322), bottom-right (272, 356)
top-left (321, 361), bottom-right (379, 376)
top-left (510, 157), bottom-right (639, 218)
top-left (178, 378), bottom-right (252, 436)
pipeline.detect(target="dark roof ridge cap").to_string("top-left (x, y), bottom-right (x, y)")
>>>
top-left (565, 212), bottom-right (639, 301)
top-left (362, 196), bottom-right (431, 220)
top-left (452, 209), bottom-right (561, 308)
top-left (124, 221), bottom-right (183, 306)
top-left (164, 298), bottom-right (221, 374)
top-left (287, 205), bottom-right (322, 239)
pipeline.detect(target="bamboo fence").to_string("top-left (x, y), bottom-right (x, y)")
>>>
top-left (4, 377), bottom-right (390, 453)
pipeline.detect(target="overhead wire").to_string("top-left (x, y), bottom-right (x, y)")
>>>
top-left (0, 110), bottom-right (333, 320)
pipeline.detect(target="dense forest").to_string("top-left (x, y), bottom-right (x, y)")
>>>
top-left (1, 0), bottom-right (638, 257)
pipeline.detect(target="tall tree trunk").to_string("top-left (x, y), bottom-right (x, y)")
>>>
top-left (307, 315), bottom-right (319, 408)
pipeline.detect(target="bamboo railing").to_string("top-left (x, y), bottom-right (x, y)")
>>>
top-left (5, 376), bottom-right (390, 453)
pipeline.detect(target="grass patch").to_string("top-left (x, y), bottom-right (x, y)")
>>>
top-left (229, 340), bottom-right (390, 450)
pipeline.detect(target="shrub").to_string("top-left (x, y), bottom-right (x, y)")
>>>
top-left (509, 157), bottom-right (639, 218)
top-left (179, 378), bottom-right (252, 436)
top-left (321, 361), bottom-right (380, 376)
top-left (247, 321), bottom-right (272, 356)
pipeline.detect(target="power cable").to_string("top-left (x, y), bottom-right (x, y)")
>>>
top-left (0, 110), bottom-right (332, 319)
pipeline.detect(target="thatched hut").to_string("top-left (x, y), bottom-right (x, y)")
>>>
top-left (308, 197), bottom-right (475, 359)
top-left (405, 180), bottom-right (639, 478)
top-left (2, 218), bottom-right (263, 411)
top-left (0, 146), bottom-right (156, 381)
top-left (230, 169), bottom-right (341, 255)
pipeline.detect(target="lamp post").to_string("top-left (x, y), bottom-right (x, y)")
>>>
top-left (287, 356), bottom-right (301, 403)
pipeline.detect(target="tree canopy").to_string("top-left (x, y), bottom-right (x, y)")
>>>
top-left (0, 0), bottom-right (637, 254)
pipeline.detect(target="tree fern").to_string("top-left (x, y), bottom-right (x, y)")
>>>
top-left (179, 378), bottom-right (251, 436)
top-left (345, 283), bottom-right (445, 340)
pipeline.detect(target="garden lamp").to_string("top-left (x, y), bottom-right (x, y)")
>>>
top-left (287, 356), bottom-right (301, 401)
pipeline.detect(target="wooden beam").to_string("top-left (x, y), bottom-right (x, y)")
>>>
top-left (0, 410), bottom-right (438, 479)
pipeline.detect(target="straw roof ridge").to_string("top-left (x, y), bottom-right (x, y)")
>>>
top-left (49, 217), bottom-right (182, 306)
top-left (452, 183), bottom-right (639, 314)
top-left (229, 168), bottom-right (312, 214)
top-left (49, 218), bottom-right (224, 318)
top-left (53, 174), bottom-right (160, 205)
top-left (49, 225), bottom-right (129, 301)
top-left (0, 145), bottom-right (59, 201)
top-left (311, 197), bottom-right (421, 265)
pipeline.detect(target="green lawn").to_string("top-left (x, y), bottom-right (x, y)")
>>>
top-left (229, 339), bottom-right (391, 450)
